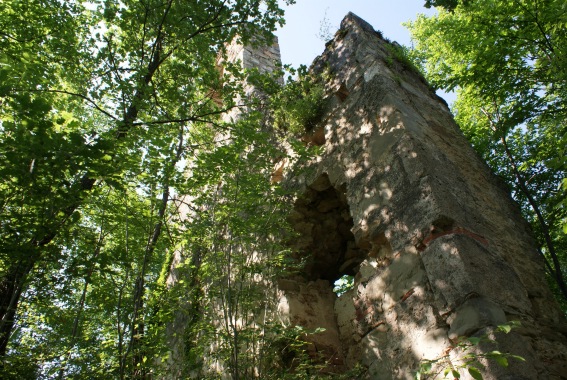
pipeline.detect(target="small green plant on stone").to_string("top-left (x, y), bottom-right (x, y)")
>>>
top-left (268, 65), bottom-right (326, 136)
top-left (333, 274), bottom-right (355, 296)
top-left (252, 65), bottom-right (325, 136)
top-left (384, 43), bottom-right (422, 75)
top-left (334, 363), bottom-right (366, 379)
top-left (261, 324), bottom-right (367, 379)
top-left (416, 322), bottom-right (525, 380)
top-left (335, 27), bottom-right (349, 41)
top-left (260, 325), bottom-right (327, 379)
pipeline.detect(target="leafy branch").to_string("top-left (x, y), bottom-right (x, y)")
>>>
top-left (416, 322), bottom-right (525, 380)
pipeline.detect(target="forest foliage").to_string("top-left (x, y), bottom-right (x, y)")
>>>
top-left (0, 0), bottom-right (323, 378)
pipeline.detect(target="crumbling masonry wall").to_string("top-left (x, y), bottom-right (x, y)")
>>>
top-left (164, 36), bottom-right (284, 379)
top-left (168, 13), bottom-right (567, 379)
top-left (277, 13), bottom-right (567, 379)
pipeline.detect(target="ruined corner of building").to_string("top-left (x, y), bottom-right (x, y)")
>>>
top-left (175, 12), bottom-right (567, 380)
top-left (274, 12), bottom-right (567, 380)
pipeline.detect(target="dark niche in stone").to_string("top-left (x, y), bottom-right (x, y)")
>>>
top-left (288, 173), bottom-right (364, 283)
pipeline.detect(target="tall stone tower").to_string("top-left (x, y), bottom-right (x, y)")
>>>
top-left (167, 13), bottom-right (567, 380)
top-left (276, 13), bottom-right (567, 379)
top-left (219, 35), bottom-right (282, 122)
top-left (164, 35), bottom-right (283, 379)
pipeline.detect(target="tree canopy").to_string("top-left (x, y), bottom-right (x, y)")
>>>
top-left (2, 0), bottom-right (567, 377)
top-left (0, 0), bottom-right (303, 377)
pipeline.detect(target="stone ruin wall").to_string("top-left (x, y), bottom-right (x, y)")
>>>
top-left (275, 13), bottom-right (567, 380)
top-left (163, 35), bottom-right (284, 379)
top-left (170, 12), bottom-right (567, 380)
top-left (219, 36), bottom-right (282, 122)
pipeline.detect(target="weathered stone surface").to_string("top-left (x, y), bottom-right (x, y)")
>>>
top-left (421, 234), bottom-right (530, 313)
top-left (170, 12), bottom-right (567, 380)
top-left (276, 12), bottom-right (567, 380)
top-left (447, 297), bottom-right (507, 339)
top-left (277, 279), bottom-right (345, 371)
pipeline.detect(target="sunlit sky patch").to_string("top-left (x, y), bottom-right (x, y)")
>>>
top-left (275, 1), bottom-right (455, 104)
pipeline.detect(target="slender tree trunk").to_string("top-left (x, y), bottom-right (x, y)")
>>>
top-left (481, 106), bottom-right (567, 301)
top-left (57, 233), bottom-right (104, 380)
top-left (128, 189), bottom-right (169, 379)
top-left (500, 136), bottom-right (567, 300)
top-left (116, 273), bottom-right (128, 380)
top-left (128, 127), bottom-right (183, 378)
top-left (0, 255), bottom-right (37, 355)
top-left (0, 21), bottom-right (165, 355)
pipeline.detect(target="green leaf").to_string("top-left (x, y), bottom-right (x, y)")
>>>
top-left (468, 366), bottom-right (483, 380)
top-left (510, 355), bottom-right (526, 362)
top-left (487, 350), bottom-right (503, 356)
top-left (420, 361), bottom-right (433, 373)
top-left (493, 356), bottom-right (508, 367)
top-left (467, 337), bottom-right (482, 345)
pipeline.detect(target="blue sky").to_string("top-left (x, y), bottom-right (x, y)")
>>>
top-left (275, 1), bottom-right (435, 67)
top-left (274, 1), bottom-right (455, 104)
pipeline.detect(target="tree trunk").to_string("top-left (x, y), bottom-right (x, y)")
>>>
top-left (0, 25), bottom-right (164, 355)
top-left (0, 254), bottom-right (37, 355)
top-left (128, 126), bottom-right (182, 377)
top-left (500, 136), bottom-right (567, 300)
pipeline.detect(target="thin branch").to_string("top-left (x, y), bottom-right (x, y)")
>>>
top-left (15, 88), bottom-right (117, 121)
top-left (0, 31), bottom-right (40, 43)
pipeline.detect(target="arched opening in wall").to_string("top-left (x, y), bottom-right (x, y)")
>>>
top-left (288, 173), bottom-right (365, 287)
top-left (283, 173), bottom-right (367, 373)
